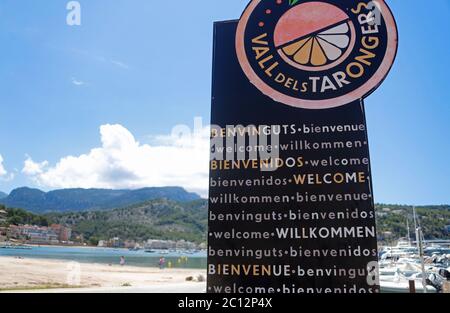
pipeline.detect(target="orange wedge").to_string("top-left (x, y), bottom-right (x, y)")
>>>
top-left (280, 20), bottom-right (351, 67)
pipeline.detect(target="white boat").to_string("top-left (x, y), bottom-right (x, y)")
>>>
top-left (0, 242), bottom-right (32, 250)
top-left (381, 280), bottom-right (437, 293)
top-left (378, 208), bottom-right (450, 293)
top-left (379, 240), bottom-right (418, 264)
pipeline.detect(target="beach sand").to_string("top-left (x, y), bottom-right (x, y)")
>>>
top-left (0, 257), bottom-right (207, 292)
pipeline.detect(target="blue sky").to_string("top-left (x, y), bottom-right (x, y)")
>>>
top-left (0, 0), bottom-right (449, 205)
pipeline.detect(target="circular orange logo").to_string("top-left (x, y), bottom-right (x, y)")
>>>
top-left (236, 0), bottom-right (398, 109)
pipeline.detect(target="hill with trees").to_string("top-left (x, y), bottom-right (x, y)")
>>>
top-left (375, 204), bottom-right (450, 242)
top-left (2, 201), bottom-right (448, 246)
top-left (48, 199), bottom-right (208, 245)
top-left (0, 204), bottom-right (50, 227)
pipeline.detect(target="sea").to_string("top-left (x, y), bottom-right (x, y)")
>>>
top-left (0, 246), bottom-right (207, 269)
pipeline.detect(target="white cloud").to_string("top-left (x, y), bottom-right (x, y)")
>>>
top-left (0, 154), bottom-right (14, 182)
top-left (0, 155), bottom-right (7, 177)
top-left (69, 48), bottom-right (130, 70)
top-left (71, 77), bottom-right (85, 86)
top-left (22, 157), bottom-right (48, 176)
top-left (110, 59), bottom-right (130, 70)
top-left (22, 124), bottom-right (210, 197)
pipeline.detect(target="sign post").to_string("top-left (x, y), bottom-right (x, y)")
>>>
top-left (208, 0), bottom-right (398, 294)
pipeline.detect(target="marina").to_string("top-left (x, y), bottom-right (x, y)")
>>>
top-left (378, 208), bottom-right (450, 293)
top-left (379, 240), bottom-right (450, 293)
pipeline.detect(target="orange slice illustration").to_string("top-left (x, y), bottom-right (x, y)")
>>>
top-left (274, 2), bottom-right (354, 69)
top-left (280, 20), bottom-right (351, 68)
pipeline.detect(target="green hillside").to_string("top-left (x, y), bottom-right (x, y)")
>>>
top-left (48, 199), bottom-right (208, 244)
top-left (0, 205), bottom-right (50, 227)
top-left (2, 202), bottom-right (449, 246)
top-left (375, 204), bottom-right (450, 241)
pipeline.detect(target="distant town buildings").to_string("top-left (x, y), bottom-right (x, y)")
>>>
top-left (0, 210), bottom-right (8, 242)
top-left (145, 239), bottom-right (197, 250)
top-left (8, 225), bottom-right (58, 244)
top-left (50, 224), bottom-right (72, 242)
top-left (124, 240), bottom-right (141, 249)
top-left (0, 209), bottom-right (7, 225)
top-left (109, 237), bottom-right (123, 248)
top-left (7, 224), bottom-right (72, 245)
top-left (0, 207), bottom-right (74, 245)
top-left (96, 237), bottom-right (202, 250)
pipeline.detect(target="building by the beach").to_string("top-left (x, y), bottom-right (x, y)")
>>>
top-left (0, 210), bottom-right (8, 242)
top-left (50, 224), bottom-right (72, 242)
top-left (109, 237), bottom-right (124, 248)
top-left (8, 225), bottom-right (58, 244)
top-left (7, 224), bottom-right (72, 245)
top-left (145, 239), bottom-right (198, 250)
top-left (145, 239), bottom-right (173, 250)
top-left (96, 238), bottom-right (202, 250)
top-left (0, 209), bottom-right (7, 225)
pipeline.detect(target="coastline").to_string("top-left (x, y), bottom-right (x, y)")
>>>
top-left (0, 256), bottom-right (206, 292)
top-left (0, 245), bottom-right (207, 269)
top-left (1, 243), bottom-right (124, 249)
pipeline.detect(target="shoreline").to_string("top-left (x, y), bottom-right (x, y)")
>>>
top-left (0, 245), bottom-right (207, 270)
top-left (2, 243), bottom-right (139, 249)
top-left (1, 243), bottom-right (207, 254)
top-left (0, 242), bottom-right (112, 250)
top-left (0, 256), bottom-right (206, 292)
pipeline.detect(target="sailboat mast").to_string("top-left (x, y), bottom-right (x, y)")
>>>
top-left (416, 227), bottom-right (427, 293)
top-left (413, 206), bottom-right (417, 231)
top-left (413, 206), bottom-right (427, 293)
top-left (406, 218), bottom-right (411, 246)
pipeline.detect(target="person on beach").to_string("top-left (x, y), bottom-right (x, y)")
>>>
top-left (120, 256), bottom-right (126, 266)
top-left (159, 257), bottom-right (165, 270)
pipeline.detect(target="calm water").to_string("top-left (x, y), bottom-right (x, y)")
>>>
top-left (0, 246), bottom-right (207, 269)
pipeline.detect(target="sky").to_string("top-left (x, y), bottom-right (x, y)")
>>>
top-left (0, 0), bottom-right (449, 204)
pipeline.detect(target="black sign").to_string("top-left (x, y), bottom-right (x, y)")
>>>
top-left (208, 0), bottom-right (397, 294)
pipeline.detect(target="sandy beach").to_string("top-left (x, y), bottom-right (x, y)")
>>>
top-left (0, 257), bottom-right (207, 292)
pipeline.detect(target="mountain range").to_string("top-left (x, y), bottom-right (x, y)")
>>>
top-left (0, 187), bottom-right (201, 213)
top-left (0, 191), bottom-right (7, 200)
